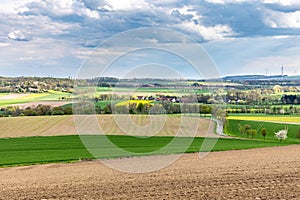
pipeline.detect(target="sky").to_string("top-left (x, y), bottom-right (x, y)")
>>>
top-left (0, 0), bottom-right (300, 78)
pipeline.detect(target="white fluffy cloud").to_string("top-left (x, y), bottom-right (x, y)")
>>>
top-left (8, 30), bottom-right (29, 41)
top-left (42, 0), bottom-right (75, 15)
top-left (206, 0), bottom-right (300, 5)
top-left (0, 0), bottom-right (300, 77)
top-left (175, 22), bottom-right (234, 41)
top-left (170, 5), bottom-right (199, 20)
top-left (205, 0), bottom-right (252, 4)
top-left (102, 0), bottom-right (151, 11)
top-left (17, 0), bottom-right (101, 19)
top-left (0, 0), bottom-right (35, 13)
top-left (82, 8), bottom-right (99, 19)
top-left (263, 0), bottom-right (300, 6)
top-left (265, 10), bottom-right (300, 28)
top-left (170, 5), bottom-right (234, 40)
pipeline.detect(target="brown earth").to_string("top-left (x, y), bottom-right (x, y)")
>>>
top-left (0, 93), bottom-right (29, 100)
top-left (0, 115), bottom-right (220, 138)
top-left (0, 145), bottom-right (299, 200)
top-left (13, 101), bottom-right (71, 109)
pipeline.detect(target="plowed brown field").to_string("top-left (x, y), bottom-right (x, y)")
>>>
top-left (0, 115), bottom-right (218, 138)
top-left (1, 145), bottom-right (299, 199)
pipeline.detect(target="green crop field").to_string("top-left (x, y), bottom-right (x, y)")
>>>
top-left (0, 91), bottom-right (71, 107)
top-left (225, 119), bottom-right (300, 142)
top-left (95, 100), bottom-right (114, 108)
top-left (0, 135), bottom-right (293, 167)
top-left (0, 99), bottom-right (31, 107)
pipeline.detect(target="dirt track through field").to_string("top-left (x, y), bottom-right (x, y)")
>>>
top-left (0, 145), bottom-right (299, 199)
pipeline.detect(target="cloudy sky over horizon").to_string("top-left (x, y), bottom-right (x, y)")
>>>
top-left (0, 0), bottom-right (300, 78)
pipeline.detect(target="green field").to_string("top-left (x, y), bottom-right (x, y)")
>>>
top-left (0, 99), bottom-right (33, 107)
top-left (95, 100), bottom-right (115, 108)
top-left (225, 119), bottom-right (300, 142)
top-left (0, 135), bottom-right (295, 167)
top-left (0, 92), bottom-right (71, 107)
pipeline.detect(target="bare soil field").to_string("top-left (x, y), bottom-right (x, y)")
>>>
top-left (13, 101), bottom-right (71, 108)
top-left (0, 115), bottom-right (219, 138)
top-left (0, 93), bottom-right (29, 100)
top-left (0, 145), bottom-right (299, 200)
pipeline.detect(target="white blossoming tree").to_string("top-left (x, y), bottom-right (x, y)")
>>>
top-left (274, 129), bottom-right (288, 143)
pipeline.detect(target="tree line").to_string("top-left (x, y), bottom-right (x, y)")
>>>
top-left (226, 105), bottom-right (300, 115)
top-left (281, 95), bottom-right (300, 104)
top-left (2, 101), bottom-right (299, 118)
top-left (0, 105), bottom-right (72, 117)
top-left (74, 101), bottom-right (213, 115)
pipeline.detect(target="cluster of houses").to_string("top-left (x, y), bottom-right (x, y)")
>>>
top-left (12, 81), bottom-right (68, 93)
top-left (131, 95), bottom-right (188, 103)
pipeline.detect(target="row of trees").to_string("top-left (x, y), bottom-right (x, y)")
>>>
top-left (112, 102), bottom-right (213, 115)
top-left (226, 88), bottom-right (300, 105)
top-left (74, 102), bottom-right (214, 115)
top-left (281, 95), bottom-right (300, 104)
top-left (226, 105), bottom-right (300, 115)
top-left (237, 124), bottom-right (298, 142)
top-left (0, 105), bottom-right (72, 117)
top-left (2, 102), bottom-right (300, 118)
top-left (238, 124), bottom-right (267, 139)
top-left (0, 77), bottom-right (87, 93)
top-left (0, 102), bottom-right (216, 117)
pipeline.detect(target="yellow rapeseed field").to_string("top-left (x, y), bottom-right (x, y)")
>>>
top-left (227, 115), bottom-right (300, 124)
top-left (116, 100), bottom-right (153, 107)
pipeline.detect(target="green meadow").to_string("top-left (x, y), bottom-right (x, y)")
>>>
top-left (225, 119), bottom-right (300, 143)
top-left (0, 135), bottom-right (295, 167)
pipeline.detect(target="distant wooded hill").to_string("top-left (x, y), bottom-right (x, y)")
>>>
top-left (0, 77), bottom-right (77, 93)
top-left (0, 75), bottom-right (299, 93)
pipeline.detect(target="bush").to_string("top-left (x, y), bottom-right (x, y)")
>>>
top-left (249, 129), bottom-right (257, 139)
top-left (244, 124), bottom-right (252, 137)
top-left (103, 105), bottom-right (112, 114)
top-left (238, 123), bottom-right (244, 134)
top-left (297, 128), bottom-right (300, 139)
top-left (51, 107), bottom-right (64, 115)
top-left (261, 128), bottom-right (267, 140)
